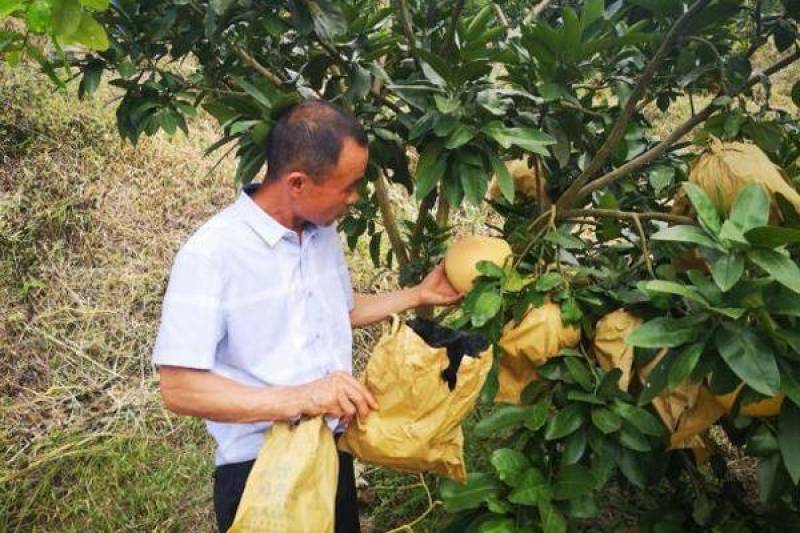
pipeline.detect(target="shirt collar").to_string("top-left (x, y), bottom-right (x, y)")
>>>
top-left (236, 183), bottom-right (320, 247)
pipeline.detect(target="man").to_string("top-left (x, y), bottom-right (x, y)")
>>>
top-left (152, 100), bottom-right (461, 532)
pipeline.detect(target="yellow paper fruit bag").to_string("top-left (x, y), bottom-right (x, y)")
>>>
top-left (496, 302), bottom-right (581, 404)
top-left (338, 317), bottom-right (492, 481)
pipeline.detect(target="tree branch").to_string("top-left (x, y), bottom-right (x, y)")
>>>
top-left (561, 208), bottom-right (696, 225)
top-left (374, 169), bottom-right (410, 268)
top-left (575, 46), bottom-right (800, 201)
top-left (556, 0), bottom-right (711, 210)
top-left (492, 3), bottom-right (509, 29)
top-left (523, 0), bottom-right (552, 25)
top-left (397, 0), bottom-right (417, 57)
top-left (409, 193), bottom-right (436, 261)
top-left (443, 0), bottom-right (466, 58)
top-left (232, 47), bottom-right (284, 86)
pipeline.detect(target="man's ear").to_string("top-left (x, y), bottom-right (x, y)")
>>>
top-left (285, 172), bottom-right (307, 194)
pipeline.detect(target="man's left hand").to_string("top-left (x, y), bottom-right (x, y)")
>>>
top-left (415, 262), bottom-right (462, 307)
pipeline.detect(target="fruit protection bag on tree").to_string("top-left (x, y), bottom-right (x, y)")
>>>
top-left (228, 416), bottom-right (338, 533)
top-left (337, 316), bottom-right (492, 481)
top-left (496, 302), bottom-right (581, 404)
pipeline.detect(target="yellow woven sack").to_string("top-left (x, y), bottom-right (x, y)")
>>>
top-left (496, 302), bottom-right (581, 404)
top-left (338, 317), bottom-right (492, 482)
top-left (592, 309), bottom-right (642, 392)
top-left (228, 417), bottom-right (338, 533)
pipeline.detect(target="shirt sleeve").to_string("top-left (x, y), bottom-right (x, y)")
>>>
top-left (152, 248), bottom-right (226, 369)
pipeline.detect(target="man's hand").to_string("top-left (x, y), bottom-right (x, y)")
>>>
top-left (414, 262), bottom-right (463, 307)
top-left (298, 371), bottom-right (378, 423)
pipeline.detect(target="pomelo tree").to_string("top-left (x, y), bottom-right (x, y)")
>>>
top-left (3, 0), bottom-right (800, 529)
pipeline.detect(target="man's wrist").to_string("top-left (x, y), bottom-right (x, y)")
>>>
top-left (408, 285), bottom-right (424, 308)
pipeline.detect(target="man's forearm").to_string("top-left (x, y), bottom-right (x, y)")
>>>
top-left (349, 288), bottom-right (421, 328)
top-left (159, 366), bottom-right (306, 423)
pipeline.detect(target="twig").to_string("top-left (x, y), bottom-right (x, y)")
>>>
top-left (575, 47), bottom-right (800, 201)
top-left (561, 208), bottom-right (695, 225)
top-left (632, 213), bottom-right (655, 277)
top-left (443, 0), bottom-right (466, 58)
top-left (492, 3), bottom-right (509, 29)
top-left (556, 0), bottom-right (712, 210)
top-left (409, 193), bottom-right (436, 261)
top-left (231, 47), bottom-right (284, 86)
top-left (523, 0), bottom-right (552, 25)
top-left (374, 169), bottom-right (410, 267)
top-left (385, 475), bottom-right (442, 533)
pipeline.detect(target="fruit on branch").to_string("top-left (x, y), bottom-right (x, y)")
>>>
top-left (712, 383), bottom-right (785, 418)
top-left (592, 309), bottom-right (642, 391)
top-left (444, 236), bottom-right (512, 293)
top-left (496, 301), bottom-right (581, 404)
top-left (689, 138), bottom-right (800, 220)
top-left (487, 158), bottom-right (551, 206)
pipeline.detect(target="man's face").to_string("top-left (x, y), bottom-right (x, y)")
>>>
top-left (291, 137), bottom-right (369, 227)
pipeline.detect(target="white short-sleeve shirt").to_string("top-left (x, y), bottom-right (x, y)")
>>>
top-left (152, 183), bottom-right (354, 465)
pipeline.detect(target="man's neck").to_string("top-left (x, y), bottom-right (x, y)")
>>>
top-left (249, 181), bottom-right (306, 236)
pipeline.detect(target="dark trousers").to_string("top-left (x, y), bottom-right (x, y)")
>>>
top-left (213, 450), bottom-right (360, 532)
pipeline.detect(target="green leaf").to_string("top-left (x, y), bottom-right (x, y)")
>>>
top-left (627, 316), bottom-right (706, 348)
top-left (475, 405), bottom-right (530, 437)
top-left (651, 225), bottom-right (720, 250)
top-left (615, 447), bottom-right (647, 488)
top-left (687, 271), bottom-right (722, 305)
top-left (747, 425), bottom-right (779, 457)
top-left (649, 166), bottom-right (675, 194)
top-left (756, 454), bottom-right (787, 504)
top-left (710, 253), bottom-right (744, 292)
top-left (668, 343), bottom-right (704, 389)
top-left (484, 121), bottom-right (556, 155)
top-left (683, 182), bottom-right (722, 235)
top-left (553, 464), bottom-right (594, 500)
top-left (489, 154), bottom-right (514, 204)
top-left (539, 500), bottom-right (567, 533)
top-left (508, 467), bottom-right (550, 505)
top-left (612, 400), bottom-right (666, 436)
top-left (415, 144), bottom-right (447, 200)
top-left (491, 449), bottom-right (531, 487)
top-left (778, 402), bottom-right (800, 484)
top-left (445, 123), bottom-right (477, 149)
top-left (564, 357), bottom-right (593, 391)
top-left (535, 272), bottom-right (563, 292)
top-left (524, 399), bottom-right (551, 431)
top-left (591, 407), bottom-right (622, 434)
top-left (748, 248), bottom-right (800, 294)
top-left (715, 324), bottom-right (780, 396)
top-left (638, 280), bottom-right (708, 306)
top-left (478, 517), bottom-right (516, 533)
top-left (545, 404), bottom-right (584, 440)
top-left (79, 0), bottom-right (109, 9)
top-left (25, 0), bottom-right (51, 33)
top-left (562, 428), bottom-right (587, 465)
top-left (544, 230), bottom-right (585, 250)
top-left (619, 423), bottom-right (652, 452)
top-left (729, 183), bottom-right (770, 233)
top-left (719, 220), bottom-right (750, 247)
top-left (745, 226), bottom-right (800, 248)
top-left (637, 352), bottom-right (670, 406)
top-left (52, 0), bottom-right (81, 37)
top-left (0, 1), bottom-right (24, 19)
top-left (471, 289), bottom-right (503, 327)
top-left (770, 289), bottom-right (800, 316)
top-left (440, 473), bottom-right (502, 512)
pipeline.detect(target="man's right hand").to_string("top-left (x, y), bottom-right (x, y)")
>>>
top-left (298, 371), bottom-right (378, 422)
